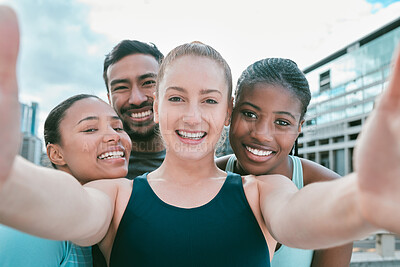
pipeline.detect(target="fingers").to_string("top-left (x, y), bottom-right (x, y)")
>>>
top-left (378, 43), bottom-right (400, 108)
top-left (0, 5), bottom-right (19, 94)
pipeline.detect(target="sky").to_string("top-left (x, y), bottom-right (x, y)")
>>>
top-left (0, 0), bottom-right (400, 149)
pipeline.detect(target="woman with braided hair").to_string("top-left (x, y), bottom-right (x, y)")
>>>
top-left (217, 58), bottom-right (352, 266)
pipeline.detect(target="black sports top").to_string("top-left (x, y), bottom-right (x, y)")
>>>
top-left (110, 172), bottom-right (270, 267)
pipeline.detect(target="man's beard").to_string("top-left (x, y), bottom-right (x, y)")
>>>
top-left (124, 121), bottom-right (160, 142)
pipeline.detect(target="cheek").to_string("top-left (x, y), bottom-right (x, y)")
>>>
top-left (276, 133), bottom-right (297, 151)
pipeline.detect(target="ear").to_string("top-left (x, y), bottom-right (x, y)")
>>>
top-left (107, 92), bottom-right (111, 105)
top-left (153, 92), bottom-right (159, 124)
top-left (224, 97), bottom-right (234, 126)
top-left (46, 143), bottom-right (66, 167)
top-left (298, 119), bottom-right (305, 134)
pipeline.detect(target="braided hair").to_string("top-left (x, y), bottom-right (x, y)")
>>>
top-left (235, 58), bottom-right (311, 156)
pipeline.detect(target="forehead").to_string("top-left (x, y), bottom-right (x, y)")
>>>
top-left (160, 55), bottom-right (227, 94)
top-left (107, 54), bottom-right (159, 82)
top-left (63, 98), bottom-right (118, 124)
top-left (238, 83), bottom-right (302, 111)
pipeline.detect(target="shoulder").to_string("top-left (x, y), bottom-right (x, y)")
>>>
top-left (215, 154), bottom-right (233, 170)
top-left (299, 158), bottom-right (340, 185)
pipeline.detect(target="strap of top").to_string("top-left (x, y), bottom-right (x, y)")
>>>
top-left (225, 154), bottom-right (237, 172)
top-left (288, 155), bottom-right (304, 189)
top-left (226, 155), bottom-right (304, 189)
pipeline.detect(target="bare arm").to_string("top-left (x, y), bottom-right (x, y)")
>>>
top-left (301, 159), bottom-right (353, 266)
top-left (0, 6), bottom-right (20, 186)
top-left (0, 156), bottom-right (114, 246)
top-left (311, 244), bottom-right (353, 267)
top-left (355, 46), bottom-right (400, 234)
top-left (258, 173), bottom-right (376, 250)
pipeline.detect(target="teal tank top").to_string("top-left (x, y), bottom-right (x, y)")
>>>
top-left (225, 155), bottom-right (314, 267)
top-left (110, 172), bottom-right (270, 267)
top-left (0, 224), bottom-right (92, 267)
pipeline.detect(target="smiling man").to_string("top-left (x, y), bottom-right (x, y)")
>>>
top-left (104, 40), bottom-right (165, 179)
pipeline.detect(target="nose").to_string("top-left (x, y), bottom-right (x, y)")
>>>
top-left (250, 120), bottom-right (274, 143)
top-left (103, 127), bottom-right (121, 144)
top-left (128, 86), bottom-right (148, 106)
top-left (182, 103), bottom-right (202, 125)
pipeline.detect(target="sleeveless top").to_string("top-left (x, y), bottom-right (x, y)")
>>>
top-left (225, 155), bottom-right (314, 267)
top-left (110, 172), bottom-right (270, 267)
top-left (0, 224), bottom-right (92, 267)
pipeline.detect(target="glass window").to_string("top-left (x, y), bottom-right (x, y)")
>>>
top-left (363, 70), bottom-right (382, 86)
top-left (364, 84), bottom-right (382, 99)
top-left (334, 149), bottom-right (345, 176)
top-left (346, 91), bottom-right (363, 105)
top-left (346, 104), bottom-right (363, 117)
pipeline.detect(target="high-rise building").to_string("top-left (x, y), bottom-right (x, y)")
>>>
top-left (298, 17), bottom-right (400, 176)
top-left (19, 102), bottom-right (43, 165)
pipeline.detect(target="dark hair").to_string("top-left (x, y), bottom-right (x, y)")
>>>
top-left (235, 58), bottom-right (311, 120)
top-left (103, 40), bottom-right (164, 92)
top-left (44, 94), bottom-right (100, 167)
top-left (235, 58), bottom-right (311, 157)
top-left (156, 41), bottom-right (232, 101)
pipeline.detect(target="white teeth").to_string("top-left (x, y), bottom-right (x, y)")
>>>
top-left (131, 110), bottom-right (152, 118)
top-left (98, 150), bottom-right (124, 160)
top-left (246, 146), bottom-right (273, 156)
top-left (178, 130), bottom-right (205, 140)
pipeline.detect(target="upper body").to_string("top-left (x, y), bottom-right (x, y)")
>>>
top-left (109, 172), bottom-right (270, 266)
top-left (216, 58), bottom-right (353, 266)
top-left (104, 40), bottom-right (166, 161)
top-left (0, 224), bottom-right (92, 267)
top-left (1, 21), bottom-right (398, 267)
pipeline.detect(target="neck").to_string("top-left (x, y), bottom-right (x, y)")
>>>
top-left (235, 155), bottom-right (293, 179)
top-left (130, 134), bottom-right (165, 153)
top-left (151, 152), bottom-right (225, 184)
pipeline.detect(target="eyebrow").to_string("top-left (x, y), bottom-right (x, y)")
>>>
top-left (110, 79), bottom-right (129, 87)
top-left (166, 86), bottom-right (222, 96)
top-left (77, 115), bottom-right (122, 125)
top-left (138, 73), bottom-right (157, 81)
top-left (77, 116), bottom-right (99, 125)
top-left (110, 73), bottom-right (157, 88)
top-left (239, 102), bottom-right (297, 120)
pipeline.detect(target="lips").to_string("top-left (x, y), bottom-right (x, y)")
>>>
top-left (130, 109), bottom-right (153, 119)
top-left (242, 144), bottom-right (275, 162)
top-left (176, 130), bottom-right (207, 140)
top-left (245, 145), bottom-right (273, 156)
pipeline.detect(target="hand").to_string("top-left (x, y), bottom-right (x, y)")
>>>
top-left (0, 6), bottom-right (20, 186)
top-left (354, 44), bottom-right (400, 233)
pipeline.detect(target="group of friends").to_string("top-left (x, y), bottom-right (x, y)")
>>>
top-left (0, 5), bottom-right (400, 267)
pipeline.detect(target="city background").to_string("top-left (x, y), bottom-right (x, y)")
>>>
top-left (3, 0), bottom-right (400, 265)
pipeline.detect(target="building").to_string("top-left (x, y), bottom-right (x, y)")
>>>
top-left (19, 102), bottom-right (43, 165)
top-left (298, 17), bottom-right (400, 176)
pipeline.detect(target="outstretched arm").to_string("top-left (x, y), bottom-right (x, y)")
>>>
top-left (0, 156), bottom-right (114, 246)
top-left (258, 173), bottom-right (376, 250)
top-left (0, 6), bottom-right (20, 187)
top-left (0, 6), bottom-right (113, 246)
top-left (355, 46), bottom-right (400, 234)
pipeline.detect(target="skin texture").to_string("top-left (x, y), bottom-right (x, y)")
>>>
top-left (107, 54), bottom-right (164, 152)
top-left (47, 98), bottom-right (132, 184)
top-left (2, 10), bottom-right (400, 266)
top-left (355, 47), bottom-right (400, 233)
top-left (218, 83), bottom-right (352, 266)
top-left (0, 6), bottom-right (19, 186)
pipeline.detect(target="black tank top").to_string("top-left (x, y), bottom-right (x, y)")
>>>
top-left (110, 172), bottom-right (270, 267)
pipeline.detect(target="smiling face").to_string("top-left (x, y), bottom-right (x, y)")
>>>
top-left (229, 83), bottom-right (304, 175)
top-left (155, 55), bottom-right (232, 161)
top-left (107, 54), bottom-right (159, 140)
top-left (50, 98), bottom-right (132, 183)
